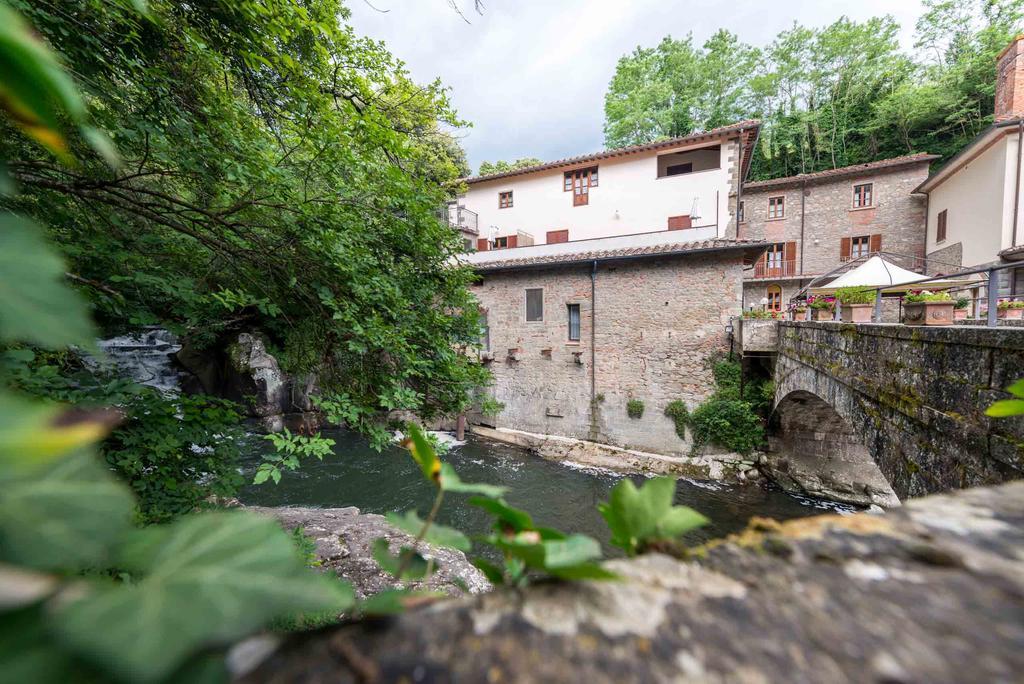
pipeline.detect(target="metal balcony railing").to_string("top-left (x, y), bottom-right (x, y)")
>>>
top-left (752, 259), bottom-right (798, 278)
top-left (442, 204), bottom-right (479, 235)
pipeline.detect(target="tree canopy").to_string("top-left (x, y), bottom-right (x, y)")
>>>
top-left (477, 157), bottom-right (544, 176)
top-left (1, 0), bottom-right (487, 444)
top-left (603, 0), bottom-right (1024, 180)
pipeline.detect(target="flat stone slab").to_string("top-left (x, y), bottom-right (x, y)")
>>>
top-left (246, 505), bottom-right (490, 599)
top-left (240, 482), bottom-right (1024, 683)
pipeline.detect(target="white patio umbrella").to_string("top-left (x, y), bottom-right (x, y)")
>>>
top-left (809, 255), bottom-right (977, 295)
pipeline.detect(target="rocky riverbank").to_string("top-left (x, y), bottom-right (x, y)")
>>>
top-left (246, 505), bottom-right (490, 599)
top-left (238, 481), bottom-right (1024, 683)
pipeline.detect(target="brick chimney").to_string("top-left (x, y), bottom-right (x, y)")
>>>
top-left (995, 35), bottom-right (1024, 121)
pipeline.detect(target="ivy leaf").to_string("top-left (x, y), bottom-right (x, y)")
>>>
top-left (55, 511), bottom-right (354, 683)
top-left (438, 462), bottom-right (507, 498)
top-left (598, 477), bottom-right (707, 556)
top-left (371, 538), bottom-right (428, 580)
top-left (385, 510), bottom-right (471, 552)
top-left (0, 215), bottom-right (96, 350)
top-left (539, 534), bottom-right (602, 569)
top-left (0, 449), bottom-right (134, 571)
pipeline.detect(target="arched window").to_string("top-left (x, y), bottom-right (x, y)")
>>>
top-left (766, 285), bottom-right (782, 312)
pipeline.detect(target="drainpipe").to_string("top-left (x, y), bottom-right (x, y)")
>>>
top-left (1013, 120), bottom-right (1023, 249)
top-left (735, 136), bottom-right (744, 238)
top-left (800, 180), bottom-right (807, 276)
top-left (590, 260), bottom-right (597, 406)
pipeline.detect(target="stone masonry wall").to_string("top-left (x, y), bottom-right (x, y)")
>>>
top-left (774, 321), bottom-right (1024, 500)
top-left (471, 252), bottom-right (746, 455)
top-left (741, 163), bottom-right (930, 307)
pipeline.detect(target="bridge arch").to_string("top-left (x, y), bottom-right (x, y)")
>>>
top-left (766, 390), bottom-right (900, 508)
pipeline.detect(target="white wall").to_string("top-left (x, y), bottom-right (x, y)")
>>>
top-left (461, 141), bottom-right (733, 244)
top-left (926, 135), bottom-right (1010, 267)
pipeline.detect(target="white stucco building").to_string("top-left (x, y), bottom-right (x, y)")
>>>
top-left (449, 121), bottom-right (760, 249)
top-left (916, 36), bottom-right (1024, 297)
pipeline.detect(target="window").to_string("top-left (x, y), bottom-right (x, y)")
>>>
top-left (463, 238), bottom-right (474, 252)
top-left (768, 196), bottom-right (785, 220)
top-left (665, 163), bottom-right (693, 176)
top-left (564, 166), bottom-right (598, 206)
top-left (494, 236), bottom-right (510, 249)
top-left (766, 285), bottom-right (782, 312)
top-left (755, 242), bottom-right (796, 277)
top-left (567, 304), bottom-right (581, 341)
top-left (851, 235), bottom-right (871, 259)
top-left (526, 288), bottom-right (544, 321)
top-left (937, 209), bottom-right (947, 243)
top-left (853, 183), bottom-right (873, 208)
top-left (499, 191), bottom-right (513, 209)
top-left (480, 311), bottom-right (490, 351)
top-left (737, 200), bottom-right (745, 223)
top-left (766, 243), bottom-right (784, 270)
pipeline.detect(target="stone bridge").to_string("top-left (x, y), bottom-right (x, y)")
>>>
top-left (762, 321), bottom-right (1024, 506)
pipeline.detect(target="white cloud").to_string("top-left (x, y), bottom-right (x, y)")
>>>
top-left (347, 0), bottom-right (925, 174)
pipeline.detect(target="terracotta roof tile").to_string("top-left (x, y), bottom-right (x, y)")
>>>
top-left (467, 238), bottom-right (767, 271)
top-left (743, 153), bottom-right (939, 191)
top-left (462, 120), bottom-right (762, 185)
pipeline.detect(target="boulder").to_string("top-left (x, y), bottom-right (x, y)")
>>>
top-left (239, 481), bottom-right (1024, 683)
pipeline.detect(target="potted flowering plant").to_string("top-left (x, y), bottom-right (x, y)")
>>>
top-left (791, 304), bottom-right (808, 321)
top-left (807, 295), bottom-right (835, 321)
top-left (997, 299), bottom-right (1024, 320)
top-left (742, 309), bottom-right (782, 319)
top-left (903, 290), bottom-right (954, 326)
top-left (953, 297), bottom-right (970, 320)
top-left (835, 286), bottom-right (875, 323)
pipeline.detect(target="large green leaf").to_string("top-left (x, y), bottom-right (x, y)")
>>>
top-left (385, 510), bottom-right (471, 552)
top-left (0, 215), bottom-right (96, 350)
top-left (403, 423), bottom-right (439, 484)
top-left (438, 462), bottom-right (507, 498)
top-left (598, 477), bottom-right (707, 555)
top-left (54, 511), bottom-right (354, 683)
top-left (0, 392), bottom-right (113, 467)
top-left (0, 605), bottom-right (103, 684)
top-left (469, 496), bottom-right (534, 532)
top-left (0, 449), bottom-right (134, 570)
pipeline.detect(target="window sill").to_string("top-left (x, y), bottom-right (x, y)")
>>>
top-left (565, 341), bottom-right (581, 346)
top-left (848, 205), bottom-right (876, 212)
top-left (765, 217), bottom-right (786, 222)
top-left (654, 167), bottom-right (721, 180)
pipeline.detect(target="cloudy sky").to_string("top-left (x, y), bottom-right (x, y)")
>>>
top-left (347, 0), bottom-right (926, 174)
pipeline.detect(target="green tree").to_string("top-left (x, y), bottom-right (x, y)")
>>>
top-left (477, 157), bottom-right (543, 175)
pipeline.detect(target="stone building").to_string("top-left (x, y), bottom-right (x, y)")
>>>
top-left (462, 232), bottom-right (766, 455)
top-left (738, 154), bottom-right (935, 310)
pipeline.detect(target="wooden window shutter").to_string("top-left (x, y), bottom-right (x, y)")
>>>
top-left (546, 229), bottom-right (569, 244)
top-left (667, 215), bottom-right (692, 230)
top-left (507, 235), bottom-right (518, 248)
top-left (784, 241), bottom-right (796, 264)
top-left (840, 237), bottom-right (852, 260)
top-left (477, 238), bottom-right (489, 251)
top-left (869, 234), bottom-right (882, 254)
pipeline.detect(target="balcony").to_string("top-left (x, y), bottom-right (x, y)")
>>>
top-left (443, 204), bottom-right (479, 235)
top-left (751, 259), bottom-right (798, 279)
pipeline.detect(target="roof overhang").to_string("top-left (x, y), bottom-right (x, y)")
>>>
top-left (914, 118), bottom-right (1024, 194)
top-left (461, 120), bottom-right (762, 186)
top-left (743, 154), bottom-right (939, 193)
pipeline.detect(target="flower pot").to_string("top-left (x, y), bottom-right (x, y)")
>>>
top-left (997, 307), bottom-right (1023, 320)
top-left (811, 308), bottom-right (834, 321)
top-left (953, 308), bottom-right (968, 320)
top-left (792, 310), bottom-right (807, 321)
top-left (903, 301), bottom-right (955, 326)
top-left (840, 303), bottom-right (873, 323)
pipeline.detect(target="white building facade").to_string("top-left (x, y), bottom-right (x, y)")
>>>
top-left (453, 121), bottom-right (760, 249)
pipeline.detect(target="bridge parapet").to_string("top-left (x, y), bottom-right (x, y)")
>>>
top-left (770, 321), bottom-right (1024, 504)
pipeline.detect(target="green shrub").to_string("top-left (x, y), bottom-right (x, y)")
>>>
top-left (905, 289), bottom-right (952, 303)
top-left (664, 400), bottom-right (689, 439)
top-left (626, 399), bottom-right (645, 419)
top-left (835, 286), bottom-right (875, 304)
top-left (689, 398), bottom-right (765, 455)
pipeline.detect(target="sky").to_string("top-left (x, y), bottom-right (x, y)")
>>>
top-left (347, 0), bottom-right (927, 174)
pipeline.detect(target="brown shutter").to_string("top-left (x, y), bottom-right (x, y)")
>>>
top-left (784, 241), bottom-right (797, 273)
top-left (546, 229), bottom-right (569, 243)
top-left (840, 237), bottom-right (852, 260)
top-left (667, 215), bottom-right (693, 230)
top-left (869, 234), bottom-right (882, 254)
top-left (507, 235), bottom-right (518, 248)
top-left (477, 238), bottom-right (489, 251)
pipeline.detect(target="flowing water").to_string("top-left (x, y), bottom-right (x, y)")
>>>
top-left (237, 429), bottom-right (853, 554)
top-left (96, 328), bottom-right (853, 553)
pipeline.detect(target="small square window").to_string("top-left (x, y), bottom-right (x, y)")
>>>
top-left (499, 191), bottom-right (513, 209)
top-left (853, 183), bottom-right (873, 208)
top-left (526, 288), bottom-right (543, 322)
top-left (768, 196), bottom-right (785, 220)
top-left (567, 304), bottom-right (581, 341)
top-left (851, 235), bottom-right (870, 258)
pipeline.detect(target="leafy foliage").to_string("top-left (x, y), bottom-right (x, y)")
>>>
top-left (604, 1), bottom-right (1024, 179)
top-left (664, 399), bottom-right (689, 440)
top-left (687, 356), bottom-right (770, 455)
top-left (835, 287), bottom-right (876, 305)
top-left (477, 157), bottom-right (543, 176)
top-left (986, 378), bottom-right (1024, 417)
top-left (626, 398), bottom-right (645, 419)
top-left (257, 429), bottom-right (336, 485)
top-left (598, 477), bottom-right (708, 556)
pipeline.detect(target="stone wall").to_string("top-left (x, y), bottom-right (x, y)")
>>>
top-left (240, 481), bottom-right (1024, 683)
top-left (471, 251), bottom-right (746, 455)
top-left (741, 162), bottom-right (930, 308)
top-left (773, 321), bottom-right (1024, 502)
